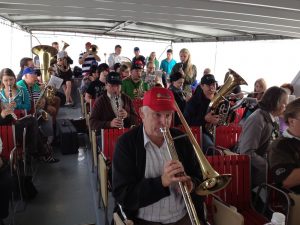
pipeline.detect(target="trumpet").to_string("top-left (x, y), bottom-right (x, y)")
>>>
top-left (89, 44), bottom-right (98, 54)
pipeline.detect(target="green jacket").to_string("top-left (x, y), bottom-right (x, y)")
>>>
top-left (121, 78), bottom-right (149, 99)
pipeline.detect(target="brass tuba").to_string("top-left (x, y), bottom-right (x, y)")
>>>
top-left (206, 69), bottom-right (247, 134)
top-left (32, 45), bottom-right (57, 120)
top-left (32, 45), bottom-right (57, 83)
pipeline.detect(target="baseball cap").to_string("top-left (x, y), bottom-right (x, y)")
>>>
top-left (201, 74), bottom-right (217, 85)
top-left (131, 64), bottom-right (143, 70)
top-left (143, 87), bottom-right (176, 112)
top-left (106, 72), bottom-right (122, 85)
top-left (22, 67), bottom-right (37, 76)
top-left (85, 42), bottom-right (92, 46)
top-left (134, 47), bottom-right (140, 51)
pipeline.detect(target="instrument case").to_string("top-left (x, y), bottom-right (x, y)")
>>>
top-left (57, 119), bottom-right (79, 154)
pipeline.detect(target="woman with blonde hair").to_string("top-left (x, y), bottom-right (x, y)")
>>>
top-left (170, 48), bottom-right (197, 97)
top-left (249, 78), bottom-right (267, 100)
top-left (241, 78), bottom-right (267, 121)
top-left (146, 52), bottom-right (159, 70)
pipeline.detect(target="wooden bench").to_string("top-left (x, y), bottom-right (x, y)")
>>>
top-left (207, 155), bottom-right (268, 225)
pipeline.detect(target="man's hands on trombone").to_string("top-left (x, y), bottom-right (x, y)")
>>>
top-left (161, 160), bottom-right (194, 193)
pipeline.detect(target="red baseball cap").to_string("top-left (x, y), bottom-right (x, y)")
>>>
top-left (143, 87), bottom-right (177, 112)
top-left (85, 42), bottom-right (92, 46)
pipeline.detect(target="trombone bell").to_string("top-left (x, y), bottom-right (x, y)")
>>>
top-left (195, 175), bottom-right (232, 196)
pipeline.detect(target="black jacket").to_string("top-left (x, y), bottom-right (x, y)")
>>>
top-left (112, 125), bottom-right (205, 222)
top-left (169, 85), bottom-right (186, 126)
top-left (184, 89), bottom-right (210, 128)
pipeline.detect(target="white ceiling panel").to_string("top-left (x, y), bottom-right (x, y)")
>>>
top-left (1, 0), bottom-right (299, 42)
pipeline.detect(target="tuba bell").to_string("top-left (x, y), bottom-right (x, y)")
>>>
top-left (32, 45), bottom-right (57, 83)
top-left (206, 69), bottom-right (247, 134)
top-left (61, 40), bottom-right (70, 51)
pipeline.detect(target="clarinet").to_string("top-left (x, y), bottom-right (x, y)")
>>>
top-left (8, 85), bottom-right (18, 120)
top-left (114, 94), bottom-right (124, 129)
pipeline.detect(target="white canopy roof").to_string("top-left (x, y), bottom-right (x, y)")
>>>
top-left (1, 0), bottom-right (300, 42)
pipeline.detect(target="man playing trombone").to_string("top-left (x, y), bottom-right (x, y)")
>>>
top-left (112, 87), bottom-right (206, 225)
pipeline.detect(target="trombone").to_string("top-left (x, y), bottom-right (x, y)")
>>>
top-left (159, 101), bottom-right (232, 225)
top-left (174, 101), bottom-right (232, 195)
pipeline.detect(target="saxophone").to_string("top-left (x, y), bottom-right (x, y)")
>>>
top-left (8, 85), bottom-right (18, 120)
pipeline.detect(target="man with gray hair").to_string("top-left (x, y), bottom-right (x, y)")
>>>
top-left (113, 87), bottom-right (205, 225)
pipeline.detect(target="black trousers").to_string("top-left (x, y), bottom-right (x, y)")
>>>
top-left (15, 116), bottom-right (39, 154)
top-left (0, 164), bottom-right (12, 219)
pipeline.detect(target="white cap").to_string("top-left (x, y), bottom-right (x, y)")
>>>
top-left (271, 212), bottom-right (285, 225)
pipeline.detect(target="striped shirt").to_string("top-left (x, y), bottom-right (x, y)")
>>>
top-left (79, 52), bottom-right (97, 74)
top-left (137, 127), bottom-right (186, 223)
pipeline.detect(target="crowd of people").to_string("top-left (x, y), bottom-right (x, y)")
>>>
top-left (1, 40), bottom-right (300, 225)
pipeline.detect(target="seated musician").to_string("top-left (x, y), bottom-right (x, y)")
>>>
top-left (237, 86), bottom-right (288, 188)
top-left (85, 63), bottom-right (109, 102)
top-left (0, 68), bottom-right (40, 155)
top-left (17, 68), bottom-right (58, 162)
top-left (121, 63), bottom-right (149, 99)
top-left (169, 72), bottom-right (187, 126)
top-left (89, 72), bottom-right (139, 130)
top-left (112, 87), bottom-right (205, 225)
top-left (269, 98), bottom-right (300, 193)
top-left (184, 74), bottom-right (220, 153)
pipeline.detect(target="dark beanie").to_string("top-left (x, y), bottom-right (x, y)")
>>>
top-left (170, 72), bottom-right (183, 82)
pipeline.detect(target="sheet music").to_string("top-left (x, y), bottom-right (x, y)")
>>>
top-left (48, 75), bottom-right (63, 89)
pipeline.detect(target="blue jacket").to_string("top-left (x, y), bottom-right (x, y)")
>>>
top-left (0, 86), bottom-right (30, 110)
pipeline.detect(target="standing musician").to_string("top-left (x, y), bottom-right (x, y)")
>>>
top-left (170, 48), bottom-right (197, 98)
top-left (112, 87), bottom-right (205, 225)
top-left (78, 42), bottom-right (101, 75)
top-left (89, 72), bottom-right (139, 130)
top-left (184, 74), bottom-right (219, 154)
top-left (121, 63), bottom-right (149, 99)
top-left (108, 44), bottom-right (122, 70)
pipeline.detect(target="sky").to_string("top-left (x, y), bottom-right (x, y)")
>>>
top-left (1, 18), bottom-right (300, 92)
